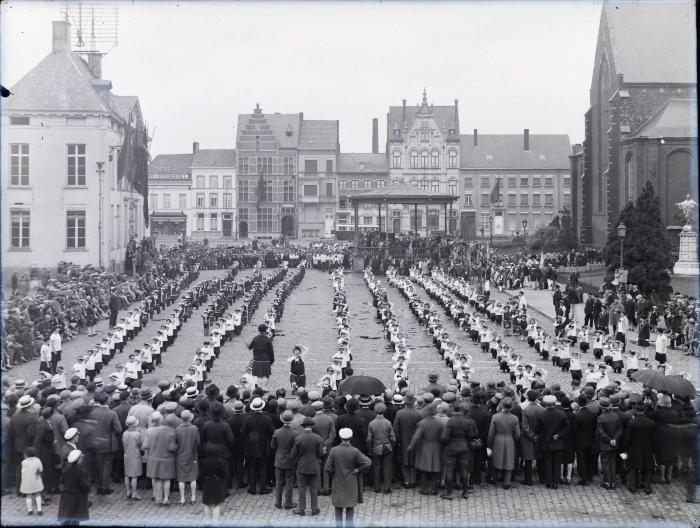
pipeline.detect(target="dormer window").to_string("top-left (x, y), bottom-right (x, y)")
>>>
top-left (485, 154), bottom-right (493, 161)
top-left (449, 128), bottom-right (455, 135)
top-left (539, 154), bottom-right (546, 160)
top-left (285, 124), bottom-right (293, 137)
top-left (394, 128), bottom-right (400, 135)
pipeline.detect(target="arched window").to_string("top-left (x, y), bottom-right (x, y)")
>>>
top-left (449, 179), bottom-right (457, 195)
top-left (448, 149), bottom-right (458, 168)
top-left (421, 179), bottom-right (429, 191)
top-left (411, 179), bottom-right (418, 187)
top-left (421, 150), bottom-right (429, 168)
top-left (410, 150), bottom-right (418, 168)
top-left (596, 54), bottom-right (612, 214)
top-left (431, 150), bottom-right (440, 168)
top-left (392, 150), bottom-right (402, 169)
top-left (624, 152), bottom-right (636, 202)
top-left (431, 180), bottom-right (439, 192)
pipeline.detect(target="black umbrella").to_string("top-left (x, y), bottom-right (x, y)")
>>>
top-left (338, 375), bottom-right (386, 396)
top-left (631, 369), bottom-right (696, 398)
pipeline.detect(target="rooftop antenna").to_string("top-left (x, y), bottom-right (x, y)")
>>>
top-left (61, 2), bottom-right (119, 55)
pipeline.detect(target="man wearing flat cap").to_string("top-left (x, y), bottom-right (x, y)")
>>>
top-left (539, 394), bottom-right (569, 489)
top-left (290, 416), bottom-right (324, 516)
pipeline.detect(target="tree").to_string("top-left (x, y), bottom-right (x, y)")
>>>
top-left (558, 209), bottom-right (577, 250)
top-left (605, 181), bottom-right (673, 298)
top-left (528, 225), bottom-right (560, 252)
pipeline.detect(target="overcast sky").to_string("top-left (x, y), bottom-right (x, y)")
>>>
top-left (2, 1), bottom-right (606, 156)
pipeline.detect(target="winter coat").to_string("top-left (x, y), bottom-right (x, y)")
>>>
top-left (624, 413), bottom-right (655, 469)
top-left (520, 403), bottom-right (544, 460)
top-left (487, 411), bottom-right (520, 471)
top-left (240, 412), bottom-right (275, 458)
top-left (122, 428), bottom-right (144, 478)
top-left (175, 423), bottom-right (200, 483)
top-left (325, 443), bottom-right (371, 509)
top-left (144, 425), bottom-right (178, 480)
top-left (392, 406), bottom-right (422, 466)
top-left (408, 416), bottom-right (444, 473)
top-left (200, 455), bottom-right (227, 506)
top-left (58, 463), bottom-right (90, 522)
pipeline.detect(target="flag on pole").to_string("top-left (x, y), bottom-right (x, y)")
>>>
top-left (489, 177), bottom-right (501, 204)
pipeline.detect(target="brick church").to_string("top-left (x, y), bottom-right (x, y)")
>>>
top-left (579, 2), bottom-right (697, 247)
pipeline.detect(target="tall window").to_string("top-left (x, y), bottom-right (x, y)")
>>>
top-left (507, 177), bottom-right (517, 188)
top-left (10, 144), bottom-right (29, 186)
top-left (410, 150), bottom-right (418, 168)
top-left (223, 193), bottom-right (232, 208)
top-left (257, 157), bottom-right (272, 174)
top-left (210, 193), bottom-right (218, 208)
top-left (238, 180), bottom-right (249, 202)
top-left (532, 193), bottom-right (541, 207)
top-left (179, 194), bottom-right (187, 209)
top-left (564, 193), bottom-right (571, 208)
top-left (209, 175), bottom-right (218, 189)
top-left (520, 176), bottom-right (529, 187)
top-left (464, 177), bottom-right (473, 188)
top-left (448, 149), bottom-right (457, 169)
top-left (258, 207), bottom-right (274, 232)
top-left (545, 193), bottom-right (553, 206)
top-left (431, 180), bottom-right (439, 193)
top-left (66, 211), bottom-right (86, 248)
top-left (10, 210), bottom-right (30, 248)
top-left (162, 194), bottom-right (171, 209)
top-left (326, 182), bottom-right (333, 196)
top-left (283, 181), bottom-right (295, 202)
top-left (196, 175), bottom-right (205, 188)
top-left (150, 194), bottom-right (158, 210)
top-left (420, 127), bottom-right (430, 142)
top-left (624, 154), bottom-right (636, 201)
top-left (449, 180), bottom-right (457, 195)
top-left (481, 177), bottom-right (491, 188)
top-left (532, 176), bottom-right (541, 187)
top-left (421, 180), bottom-right (429, 191)
top-left (507, 193), bottom-right (516, 206)
top-left (480, 193), bottom-right (490, 206)
top-left (283, 156), bottom-right (294, 175)
top-left (238, 157), bottom-right (249, 175)
top-left (520, 193), bottom-right (529, 206)
top-left (339, 180), bottom-right (347, 190)
top-left (223, 175), bottom-right (232, 189)
top-left (67, 144), bottom-right (86, 185)
top-left (430, 150), bottom-right (439, 168)
top-left (210, 213), bottom-right (218, 231)
top-left (326, 160), bottom-right (333, 174)
top-left (427, 210), bottom-right (439, 229)
top-left (392, 150), bottom-right (402, 168)
top-left (563, 176), bottom-right (571, 187)
top-left (545, 177), bottom-right (553, 187)
top-left (464, 194), bottom-right (473, 207)
top-left (351, 180), bottom-right (359, 190)
top-left (196, 213), bottom-right (205, 230)
top-left (263, 181), bottom-right (273, 202)
top-left (303, 184), bottom-right (318, 197)
top-left (196, 193), bottom-right (205, 208)
top-left (364, 180), bottom-right (371, 190)
top-left (420, 150), bottom-right (429, 168)
top-left (255, 136), bottom-right (261, 152)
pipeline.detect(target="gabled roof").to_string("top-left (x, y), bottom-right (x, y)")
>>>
top-left (236, 111), bottom-right (301, 150)
top-left (459, 134), bottom-right (572, 170)
top-left (192, 149), bottom-right (236, 167)
top-left (603, 2), bottom-right (696, 84)
top-left (299, 120), bottom-right (339, 149)
top-left (629, 99), bottom-right (698, 139)
top-left (6, 50), bottom-right (112, 113)
top-left (337, 153), bottom-right (389, 174)
top-left (110, 95), bottom-right (139, 123)
top-left (349, 180), bottom-right (457, 205)
top-left (149, 154), bottom-right (193, 176)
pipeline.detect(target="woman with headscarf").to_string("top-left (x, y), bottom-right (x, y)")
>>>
top-left (58, 449), bottom-right (90, 525)
top-left (486, 397), bottom-right (520, 489)
top-left (143, 411), bottom-right (178, 506)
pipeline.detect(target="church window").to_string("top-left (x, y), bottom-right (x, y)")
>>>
top-left (410, 150), bottom-right (418, 168)
top-left (430, 150), bottom-right (439, 168)
top-left (448, 149), bottom-right (458, 168)
top-left (420, 150), bottom-right (429, 168)
top-left (392, 150), bottom-right (402, 168)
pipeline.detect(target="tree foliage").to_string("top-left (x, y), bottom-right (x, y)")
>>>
top-left (604, 181), bottom-right (673, 298)
top-left (528, 225), bottom-right (561, 252)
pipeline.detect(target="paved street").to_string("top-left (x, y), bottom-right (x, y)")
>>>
top-left (3, 267), bottom-right (700, 527)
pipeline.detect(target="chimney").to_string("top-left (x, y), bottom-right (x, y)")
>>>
top-left (524, 129), bottom-right (530, 151)
top-left (372, 118), bottom-right (379, 154)
top-left (473, 129), bottom-right (478, 147)
top-left (86, 53), bottom-right (103, 79)
top-left (52, 20), bottom-right (71, 53)
top-left (454, 99), bottom-right (459, 122)
top-left (299, 112), bottom-right (304, 122)
top-left (402, 99), bottom-right (406, 123)
top-left (193, 141), bottom-right (199, 154)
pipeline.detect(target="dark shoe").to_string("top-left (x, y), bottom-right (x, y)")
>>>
top-left (646, 488), bottom-right (653, 495)
top-left (284, 503), bottom-right (297, 510)
top-left (419, 490), bottom-right (429, 496)
top-left (373, 488), bottom-right (381, 493)
top-left (311, 509), bottom-right (320, 516)
top-left (275, 503), bottom-right (282, 509)
top-left (461, 491), bottom-right (469, 499)
top-left (37, 511), bottom-right (43, 516)
top-left (292, 509), bottom-right (305, 516)
top-left (440, 494), bottom-right (453, 500)
top-left (247, 489), bottom-right (257, 495)
top-left (103, 489), bottom-right (114, 495)
top-left (519, 480), bottom-right (532, 486)
top-left (401, 482), bottom-right (409, 489)
top-left (259, 488), bottom-right (272, 495)
top-left (503, 484), bottom-right (510, 490)
top-left (27, 511), bottom-right (33, 516)
top-left (552, 484), bottom-right (558, 489)
top-left (384, 489), bottom-right (391, 494)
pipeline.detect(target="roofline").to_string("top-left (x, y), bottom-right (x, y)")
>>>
top-left (457, 167), bottom-right (570, 171)
top-left (190, 165), bottom-right (237, 169)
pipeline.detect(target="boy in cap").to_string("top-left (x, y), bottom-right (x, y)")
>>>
top-left (70, 357), bottom-right (87, 386)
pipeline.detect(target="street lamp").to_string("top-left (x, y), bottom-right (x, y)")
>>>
top-left (488, 215), bottom-right (493, 245)
top-left (522, 218), bottom-right (528, 233)
top-left (617, 222), bottom-right (626, 270)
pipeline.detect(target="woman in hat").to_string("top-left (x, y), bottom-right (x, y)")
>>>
top-left (175, 410), bottom-right (200, 505)
top-left (122, 416), bottom-right (144, 500)
top-left (58, 449), bottom-right (90, 524)
top-left (144, 411), bottom-right (178, 506)
top-left (200, 443), bottom-right (228, 523)
top-left (487, 397), bottom-right (520, 489)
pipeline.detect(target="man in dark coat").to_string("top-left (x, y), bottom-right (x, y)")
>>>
top-left (312, 400), bottom-right (336, 496)
top-left (88, 391), bottom-right (122, 495)
top-left (271, 410), bottom-right (298, 510)
top-left (246, 324), bottom-right (275, 389)
top-left (422, 373), bottom-right (445, 397)
top-left (336, 398), bottom-right (368, 502)
top-left (572, 395), bottom-right (597, 485)
top-left (290, 417), bottom-right (324, 516)
top-left (108, 291), bottom-right (121, 328)
top-left (440, 402), bottom-right (478, 500)
top-left (467, 392), bottom-right (491, 486)
top-left (9, 395), bottom-right (38, 492)
top-left (393, 393), bottom-right (422, 488)
top-left (519, 390), bottom-right (544, 486)
top-left (240, 397), bottom-right (274, 495)
top-left (226, 401), bottom-right (247, 489)
top-left (553, 286), bottom-right (563, 317)
top-left (596, 397), bottom-right (622, 489)
top-left (538, 395), bottom-right (569, 489)
top-left (58, 450), bottom-right (90, 524)
top-left (623, 395), bottom-right (655, 494)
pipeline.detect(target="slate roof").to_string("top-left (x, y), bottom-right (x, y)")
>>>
top-left (337, 153), bottom-right (389, 174)
top-left (459, 134), bottom-right (572, 170)
top-left (299, 120), bottom-right (339, 149)
top-left (236, 112), bottom-right (301, 150)
top-left (348, 180), bottom-right (457, 204)
top-left (604, 2), bottom-right (696, 84)
top-left (149, 154), bottom-right (193, 176)
top-left (110, 95), bottom-right (139, 123)
top-left (6, 51), bottom-right (112, 113)
top-left (629, 99), bottom-right (698, 139)
top-left (192, 149), bottom-right (236, 167)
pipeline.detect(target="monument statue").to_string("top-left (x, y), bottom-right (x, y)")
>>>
top-left (675, 194), bottom-right (697, 227)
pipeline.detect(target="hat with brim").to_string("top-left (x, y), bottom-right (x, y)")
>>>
top-left (250, 397), bottom-right (265, 411)
top-left (339, 427), bottom-right (353, 440)
top-left (64, 427), bottom-right (78, 441)
top-left (67, 449), bottom-right (82, 464)
top-left (18, 395), bottom-right (34, 409)
top-left (185, 386), bottom-right (198, 398)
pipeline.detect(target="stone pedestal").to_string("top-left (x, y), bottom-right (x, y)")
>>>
top-left (673, 227), bottom-right (700, 276)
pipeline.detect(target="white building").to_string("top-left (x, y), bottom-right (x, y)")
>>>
top-left (1, 21), bottom-right (147, 277)
top-left (148, 143), bottom-right (237, 244)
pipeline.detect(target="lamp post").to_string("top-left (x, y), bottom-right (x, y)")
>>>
top-left (488, 215), bottom-right (493, 245)
top-left (618, 222), bottom-right (626, 292)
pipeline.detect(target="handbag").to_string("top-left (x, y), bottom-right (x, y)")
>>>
top-left (470, 438), bottom-right (483, 450)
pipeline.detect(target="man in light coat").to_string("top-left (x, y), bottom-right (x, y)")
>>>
top-left (326, 428), bottom-right (371, 528)
top-left (88, 391), bottom-right (122, 495)
top-left (366, 403), bottom-right (396, 494)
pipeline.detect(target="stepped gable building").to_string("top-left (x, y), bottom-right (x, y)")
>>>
top-left (2, 20), bottom-right (147, 275)
top-left (386, 90), bottom-right (461, 233)
top-left (458, 130), bottom-right (572, 240)
top-left (580, 2), bottom-right (697, 246)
